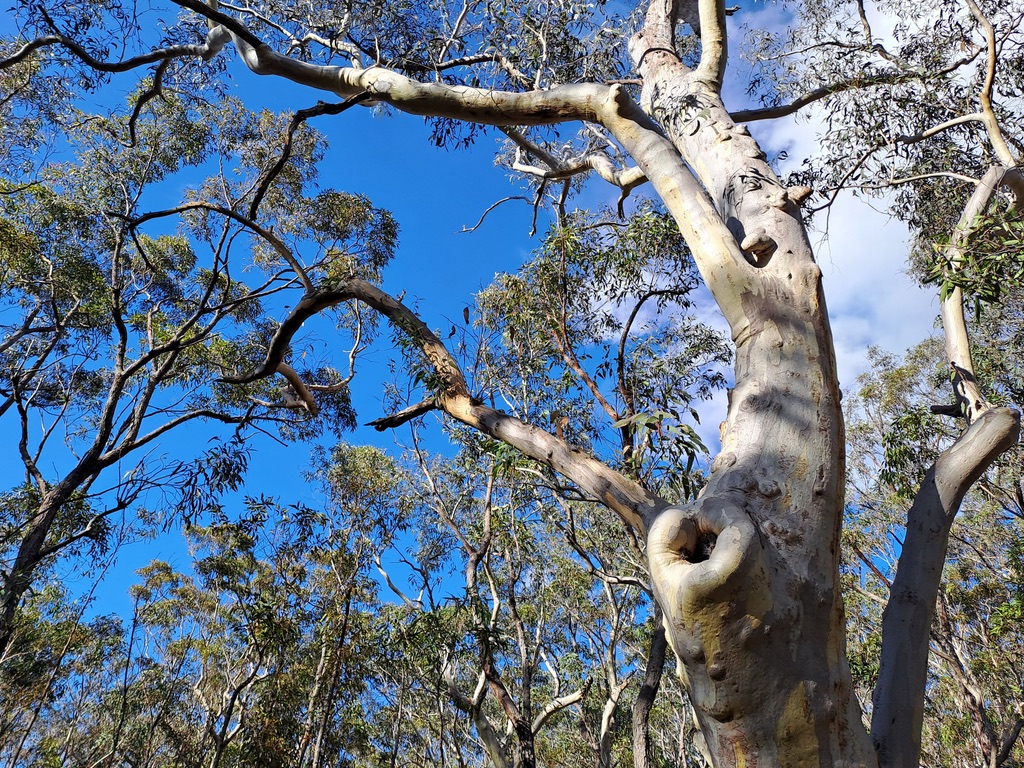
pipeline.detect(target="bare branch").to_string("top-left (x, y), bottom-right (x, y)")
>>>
top-left (460, 196), bottom-right (533, 234)
top-left (732, 43), bottom-right (982, 123)
top-left (965, 0), bottom-right (1018, 168)
top-left (172, 0), bottom-right (609, 124)
top-left (28, 7), bottom-right (230, 71)
top-left (367, 398), bottom-right (438, 430)
top-left (276, 362), bottom-right (320, 415)
top-left (938, 165), bottom-right (1008, 423)
top-left (249, 94), bottom-right (371, 221)
top-left (375, 555), bottom-right (424, 610)
top-left (123, 201), bottom-right (314, 291)
top-left (531, 681), bottom-right (590, 734)
top-left (695, 0), bottom-right (727, 89)
top-left (127, 59), bottom-right (169, 146)
top-left (512, 149), bottom-right (646, 196)
top-left (997, 718), bottom-right (1024, 766)
top-left (0, 36), bottom-right (61, 69)
top-left (224, 280), bottom-right (667, 535)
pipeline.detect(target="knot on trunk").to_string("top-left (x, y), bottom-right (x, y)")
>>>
top-left (648, 495), bottom-right (768, 615)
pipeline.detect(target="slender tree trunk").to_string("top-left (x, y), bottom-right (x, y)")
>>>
top-left (0, 483), bottom-right (79, 657)
top-left (871, 164), bottom-right (1021, 768)
top-left (871, 410), bottom-right (1019, 767)
top-left (632, 605), bottom-right (667, 768)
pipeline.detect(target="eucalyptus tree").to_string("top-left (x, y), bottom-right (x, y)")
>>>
top-left (0, 69), bottom-right (396, 664)
top-left (843, 337), bottom-right (1024, 768)
top-left (3, 0), bottom-right (1024, 766)
top-left (3, 447), bottom-right (402, 768)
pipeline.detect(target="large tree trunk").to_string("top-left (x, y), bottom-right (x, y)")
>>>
top-left (630, 7), bottom-right (875, 764)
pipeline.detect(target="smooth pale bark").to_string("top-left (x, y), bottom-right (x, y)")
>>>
top-left (158, 2), bottom-right (1021, 764)
top-left (939, 166), bottom-right (1009, 422)
top-left (871, 407), bottom-right (1020, 768)
top-left (630, 7), bottom-right (874, 764)
top-left (199, 11), bottom-right (869, 762)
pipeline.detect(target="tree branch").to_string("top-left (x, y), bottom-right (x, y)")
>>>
top-left (965, 0), bottom-right (1018, 168)
top-left (695, 0), bottom-right (727, 89)
top-left (21, 9), bottom-right (230, 71)
top-left (871, 406), bottom-right (1020, 768)
top-left (171, 0), bottom-right (609, 124)
top-left (938, 165), bottom-right (1007, 424)
top-left (731, 73), bottom-right (928, 123)
top-left (249, 94), bottom-right (371, 221)
top-left (997, 717), bottom-right (1024, 766)
top-left (0, 36), bottom-right (61, 69)
top-left (224, 280), bottom-right (668, 535)
top-left (532, 680), bottom-right (590, 734)
top-left (366, 398), bottom-right (438, 430)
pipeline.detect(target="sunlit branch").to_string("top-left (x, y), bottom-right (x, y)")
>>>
top-left (374, 555), bottom-right (424, 610)
top-left (965, 0), bottom-right (1018, 168)
top-left (276, 362), bottom-right (319, 415)
top-left (172, 0), bottom-right (608, 124)
top-left (226, 279), bottom-right (665, 534)
top-left (936, 165), bottom-right (1006, 423)
top-left (219, 1), bottom-right (362, 61)
top-left (512, 148), bottom-right (647, 199)
top-left (460, 195), bottom-right (533, 234)
top-left (532, 682), bottom-right (589, 735)
top-left (695, 0), bottom-right (726, 89)
top-left (437, 0), bottom-right (473, 71)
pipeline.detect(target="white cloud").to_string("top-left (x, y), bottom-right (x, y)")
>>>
top-left (717, 2), bottom-right (940, 387)
top-left (752, 107), bottom-right (938, 391)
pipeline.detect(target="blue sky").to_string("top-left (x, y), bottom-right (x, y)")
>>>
top-left (0, 15), bottom-right (569, 617)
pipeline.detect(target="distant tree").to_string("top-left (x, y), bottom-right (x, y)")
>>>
top-left (844, 292), bottom-right (1024, 768)
top-left (4, 445), bottom-right (403, 768)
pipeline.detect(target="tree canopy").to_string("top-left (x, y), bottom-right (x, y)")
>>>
top-left (1, 0), bottom-right (1023, 766)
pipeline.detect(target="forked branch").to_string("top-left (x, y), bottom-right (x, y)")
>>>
top-left (226, 280), bottom-right (668, 534)
top-left (872, 168), bottom-right (1022, 768)
top-left (935, 165), bottom-right (1012, 424)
